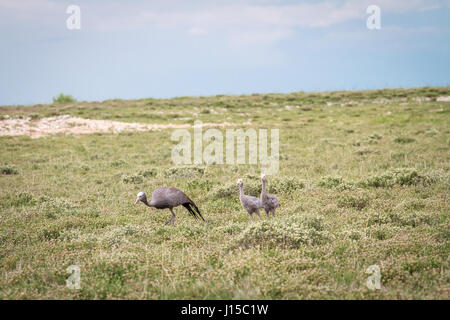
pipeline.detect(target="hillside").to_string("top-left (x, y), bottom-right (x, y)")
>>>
top-left (0, 86), bottom-right (449, 299)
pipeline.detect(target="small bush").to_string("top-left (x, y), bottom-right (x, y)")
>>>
top-left (163, 166), bottom-right (204, 179)
top-left (53, 93), bottom-right (76, 104)
top-left (4, 192), bottom-right (35, 208)
top-left (100, 225), bottom-right (146, 248)
top-left (210, 183), bottom-right (236, 198)
top-left (367, 134), bottom-right (382, 145)
top-left (236, 215), bottom-right (329, 248)
top-left (101, 228), bottom-right (130, 248)
top-left (341, 229), bottom-right (363, 241)
top-left (368, 225), bottom-right (400, 240)
top-left (241, 175), bottom-right (303, 193)
top-left (368, 211), bottom-right (392, 226)
top-left (16, 192), bottom-right (35, 206)
top-left (425, 169), bottom-right (450, 186)
top-left (122, 174), bottom-right (144, 184)
top-left (360, 168), bottom-right (431, 188)
top-left (216, 222), bottom-right (246, 235)
top-left (269, 176), bottom-right (305, 193)
top-left (398, 200), bottom-right (426, 211)
top-left (391, 152), bottom-right (405, 160)
top-left (210, 180), bottom-right (260, 199)
top-left (213, 101), bottom-right (233, 108)
top-left (355, 148), bottom-right (373, 156)
top-left (0, 164), bottom-right (18, 175)
top-left (394, 212), bottom-right (434, 227)
top-left (139, 168), bottom-right (157, 177)
top-left (318, 176), bottom-right (345, 188)
top-left (368, 210), bottom-right (433, 228)
top-left (369, 133), bottom-right (382, 140)
top-left (110, 160), bottom-right (126, 167)
top-left (187, 180), bottom-right (213, 192)
top-left (59, 229), bottom-right (84, 242)
top-left (39, 197), bottom-right (78, 218)
top-left (393, 137), bottom-right (415, 144)
top-left (337, 193), bottom-right (370, 210)
top-left (318, 176), bottom-right (353, 190)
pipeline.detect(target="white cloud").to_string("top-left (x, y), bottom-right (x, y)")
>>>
top-left (418, 4), bottom-right (442, 11)
top-left (188, 27), bottom-right (207, 36)
top-left (229, 28), bottom-right (293, 46)
top-left (86, 0), bottom-right (444, 45)
top-left (0, 0), bottom-right (445, 45)
top-left (0, 0), bottom-right (63, 18)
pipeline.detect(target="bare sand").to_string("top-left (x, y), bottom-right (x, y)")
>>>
top-left (436, 96), bottom-right (450, 102)
top-left (0, 115), bottom-right (251, 138)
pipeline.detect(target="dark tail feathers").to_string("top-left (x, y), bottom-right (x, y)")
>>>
top-left (182, 201), bottom-right (205, 222)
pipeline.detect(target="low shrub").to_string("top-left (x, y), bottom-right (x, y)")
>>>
top-left (393, 136), bottom-right (415, 144)
top-left (318, 176), bottom-right (354, 190)
top-left (53, 93), bottom-right (76, 104)
top-left (341, 229), bottom-right (363, 241)
top-left (216, 222), bottom-right (246, 235)
top-left (164, 166), bottom-right (204, 178)
top-left (39, 197), bottom-right (78, 218)
top-left (368, 225), bottom-right (400, 240)
top-left (110, 160), bottom-right (126, 167)
top-left (122, 174), bottom-right (144, 184)
top-left (139, 168), bottom-right (157, 178)
top-left (360, 168), bottom-right (432, 188)
top-left (269, 176), bottom-right (305, 193)
top-left (3, 192), bottom-right (35, 208)
top-left (235, 215), bottom-right (329, 249)
top-left (0, 164), bottom-right (18, 175)
top-left (368, 210), bottom-right (434, 228)
top-left (210, 180), bottom-right (260, 199)
top-left (337, 193), bottom-right (370, 210)
top-left (101, 228), bottom-right (130, 248)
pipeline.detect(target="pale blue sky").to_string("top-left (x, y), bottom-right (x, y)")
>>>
top-left (1, 0), bottom-right (449, 105)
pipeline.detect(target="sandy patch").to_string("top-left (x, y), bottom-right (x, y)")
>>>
top-left (436, 96), bottom-right (450, 102)
top-left (0, 115), bottom-right (251, 138)
top-left (428, 108), bottom-right (444, 113)
top-left (412, 97), bottom-right (432, 102)
top-left (412, 96), bottom-right (450, 103)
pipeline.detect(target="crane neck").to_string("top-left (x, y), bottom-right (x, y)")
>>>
top-left (143, 199), bottom-right (153, 207)
top-left (239, 185), bottom-right (244, 197)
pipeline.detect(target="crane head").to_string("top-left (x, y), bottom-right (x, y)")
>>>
top-left (135, 191), bottom-right (147, 204)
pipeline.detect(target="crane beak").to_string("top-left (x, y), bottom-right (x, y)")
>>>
top-left (135, 198), bottom-right (140, 204)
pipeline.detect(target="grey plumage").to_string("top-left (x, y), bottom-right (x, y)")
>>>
top-left (260, 174), bottom-right (280, 216)
top-left (237, 179), bottom-right (262, 221)
top-left (135, 188), bottom-right (204, 225)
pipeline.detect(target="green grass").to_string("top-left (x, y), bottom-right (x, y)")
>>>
top-left (0, 86), bottom-right (449, 299)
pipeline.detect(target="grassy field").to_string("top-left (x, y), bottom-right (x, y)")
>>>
top-left (0, 87), bottom-right (449, 299)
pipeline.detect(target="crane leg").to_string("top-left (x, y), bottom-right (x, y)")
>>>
top-left (165, 208), bottom-right (176, 226)
top-left (170, 208), bottom-right (176, 225)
